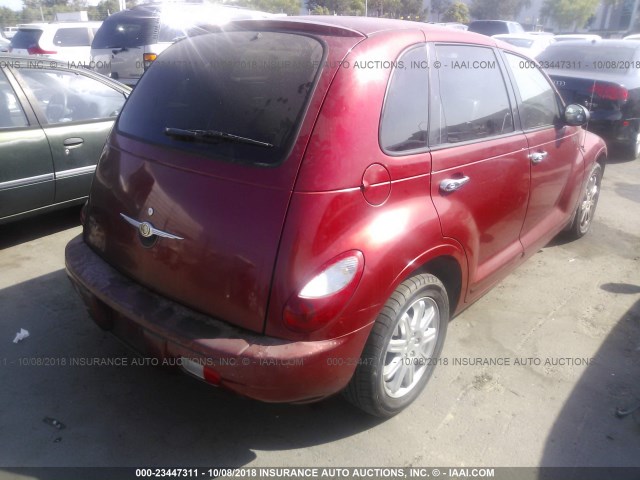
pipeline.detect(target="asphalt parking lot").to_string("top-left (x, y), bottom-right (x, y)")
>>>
top-left (0, 152), bottom-right (639, 475)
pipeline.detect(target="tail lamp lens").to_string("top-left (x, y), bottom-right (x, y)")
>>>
top-left (27, 45), bottom-right (57, 55)
top-left (590, 83), bottom-right (628, 102)
top-left (284, 251), bottom-right (364, 333)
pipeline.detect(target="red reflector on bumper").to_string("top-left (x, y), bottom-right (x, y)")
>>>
top-left (180, 357), bottom-right (221, 385)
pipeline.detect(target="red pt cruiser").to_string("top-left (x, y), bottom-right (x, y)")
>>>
top-left (65, 17), bottom-right (606, 417)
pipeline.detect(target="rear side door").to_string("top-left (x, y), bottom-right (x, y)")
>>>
top-left (0, 67), bottom-right (54, 220)
top-left (428, 44), bottom-right (531, 302)
top-left (502, 52), bottom-right (584, 251)
top-left (14, 67), bottom-right (127, 203)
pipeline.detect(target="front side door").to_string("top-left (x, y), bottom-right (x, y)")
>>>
top-left (428, 44), bottom-right (531, 302)
top-left (0, 68), bottom-right (54, 221)
top-left (15, 67), bottom-right (127, 203)
top-left (503, 52), bottom-right (585, 252)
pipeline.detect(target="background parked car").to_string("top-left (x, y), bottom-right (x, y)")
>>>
top-left (0, 36), bottom-right (9, 52)
top-left (553, 34), bottom-right (601, 42)
top-left (0, 56), bottom-right (130, 224)
top-left (493, 32), bottom-right (555, 57)
top-left (430, 22), bottom-right (468, 30)
top-left (467, 20), bottom-right (524, 36)
top-left (66, 17), bottom-right (605, 418)
top-left (91, 3), bottom-right (275, 86)
top-left (9, 21), bottom-right (102, 65)
top-left (2, 26), bottom-right (18, 39)
top-left (537, 39), bottom-right (640, 158)
top-left (624, 33), bottom-right (640, 40)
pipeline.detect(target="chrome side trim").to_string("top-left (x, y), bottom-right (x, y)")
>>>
top-left (55, 165), bottom-right (96, 180)
top-left (119, 213), bottom-right (184, 240)
top-left (0, 173), bottom-right (54, 191)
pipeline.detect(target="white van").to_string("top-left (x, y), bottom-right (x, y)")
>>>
top-left (9, 22), bottom-right (102, 65)
top-left (91, 3), bottom-right (275, 86)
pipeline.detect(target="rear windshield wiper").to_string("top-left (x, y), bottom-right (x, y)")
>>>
top-left (164, 127), bottom-right (274, 148)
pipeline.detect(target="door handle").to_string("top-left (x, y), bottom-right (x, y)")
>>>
top-left (440, 176), bottom-right (470, 193)
top-left (63, 137), bottom-right (84, 147)
top-left (62, 137), bottom-right (84, 155)
top-left (64, 138), bottom-right (84, 155)
top-left (528, 151), bottom-right (548, 164)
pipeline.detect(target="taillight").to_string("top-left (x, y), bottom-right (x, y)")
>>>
top-left (27, 45), bottom-right (57, 55)
top-left (590, 83), bottom-right (628, 102)
top-left (283, 251), bottom-right (365, 333)
top-left (143, 53), bottom-right (157, 70)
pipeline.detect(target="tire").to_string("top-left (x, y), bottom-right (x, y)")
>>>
top-left (343, 274), bottom-right (449, 417)
top-left (566, 163), bottom-right (602, 239)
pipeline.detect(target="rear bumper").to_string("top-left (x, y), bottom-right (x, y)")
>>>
top-left (65, 235), bottom-right (370, 403)
top-left (587, 115), bottom-right (637, 145)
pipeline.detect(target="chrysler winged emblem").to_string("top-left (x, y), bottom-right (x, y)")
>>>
top-left (120, 213), bottom-right (184, 240)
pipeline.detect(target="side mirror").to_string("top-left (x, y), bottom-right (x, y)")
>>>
top-left (564, 104), bottom-right (590, 126)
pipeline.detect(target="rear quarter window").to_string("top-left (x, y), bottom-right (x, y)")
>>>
top-left (116, 31), bottom-right (324, 166)
top-left (380, 45), bottom-right (429, 153)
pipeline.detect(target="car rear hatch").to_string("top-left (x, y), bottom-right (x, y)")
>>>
top-left (547, 70), bottom-right (629, 121)
top-left (84, 24), bottom-right (363, 334)
top-left (9, 28), bottom-right (46, 55)
top-left (91, 12), bottom-right (159, 82)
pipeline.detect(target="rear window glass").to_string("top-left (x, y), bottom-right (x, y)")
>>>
top-left (53, 27), bottom-right (91, 47)
top-left (92, 15), bottom-right (158, 49)
top-left (10, 29), bottom-right (43, 49)
top-left (117, 31), bottom-right (324, 166)
top-left (537, 44), bottom-right (638, 74)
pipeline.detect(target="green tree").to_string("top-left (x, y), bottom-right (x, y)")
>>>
top-left (0, 7), bottom-right (20, 28)
top-left (87, 0), bottom-right (119, 20)
top-left (305, 0), bottom-right (364, 15)
top-left (540, 0), bottom-right (600, 30)
top-left (441, 1), bottom-right (469, 22)
top-left (469, 0), bottom-right (530, 20)
top-left (430, 0), bottom-right (451, 21)
top-left (363, 0), bottom-right (423, 18)
top-left (237, 0), bottom-right (302, 14)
